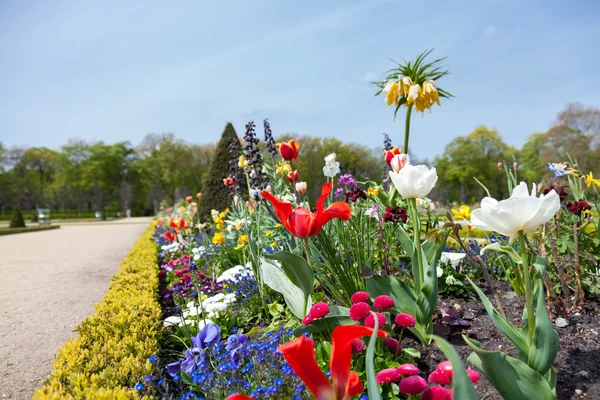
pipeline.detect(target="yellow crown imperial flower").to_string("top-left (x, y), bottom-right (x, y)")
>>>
top-left (383, 80), bottom-right (400, 107)
top-left (422, 80), bottom-right (441, 108)
top-left (399, 76), bottom-right (413, 97)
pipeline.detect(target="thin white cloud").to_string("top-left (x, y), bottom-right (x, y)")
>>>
top-left (483, 25), bottom-right (498, 38)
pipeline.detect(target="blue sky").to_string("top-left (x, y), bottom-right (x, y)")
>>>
top-left (1, 0), bottom-right (599, 159)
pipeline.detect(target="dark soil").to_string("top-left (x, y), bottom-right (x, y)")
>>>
top-left (403, 280), bottom-right (600, 399)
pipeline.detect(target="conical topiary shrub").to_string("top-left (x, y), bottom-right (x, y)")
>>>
top-left (197, 122), bottom-right (242, 220)
top-left (9, 206), bottom-right (26, 228)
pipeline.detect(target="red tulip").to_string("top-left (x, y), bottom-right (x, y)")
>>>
top-left (277, 139), bottom-right (300, 161)
top-left (223, 176), bottom-right (237, 188)
top-left (278, 325), bottom-right (388, 400)
top-left (260, 182), bottom-right (351, 239)
top-left (186, 196), bottom-right (193, 203)
top-left (163, 230), bottom-right (175, 242)
top-left (384, 147), bottom-right (402, 164)
top-left (225, 395), bottom-right (255, 400)
top-left (286, 170), bottom-right (299, 183)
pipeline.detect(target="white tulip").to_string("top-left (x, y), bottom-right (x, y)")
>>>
top-left (295, 181), bottom-right (307, 195)
top-left (389, 164), bottom-right (438, 199)
top-left (470, 182), bottom-right (560, 237)
top-left (440, 252), bottom-right (466, 268)
top-left (480, 242), bottom-right (501, 255)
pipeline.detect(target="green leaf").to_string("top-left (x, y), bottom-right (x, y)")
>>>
top-left (528, 278), bottom-right (558, 377)
top-left (366, 314), bottom-right (383, 400)
top-left (266, 252), bottom-right (314, 317)
top-left (260, 258), bottom-right (312, 319)
top-left (366, 275), bottom-right (416, 315)
top-left (432, 336), bottom-right (479, 400)
top-left (466, 277), bottom-right (530, 355)
top-left (402, 348), bottom-right (421, 358)
top-left (533, 256), bottom-right (548, 276)
top-left (465, 337), bottom-right (555, 400)
top-left (293, 316), bottom-right (358, 336)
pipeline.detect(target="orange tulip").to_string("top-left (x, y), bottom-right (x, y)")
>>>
top-left (223, 176), bottom-right (237, 188)
top-left (286, 170), bottom-right (299, 183)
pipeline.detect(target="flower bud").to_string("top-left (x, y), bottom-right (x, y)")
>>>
top-left (295, 181), bottom-right (307, 195)
top-left (497, 161), bottom-right (503, 170)
top-left (196, 192), bottom-right (202, 199)
top-left (513, 161), bottom-right (518, 169)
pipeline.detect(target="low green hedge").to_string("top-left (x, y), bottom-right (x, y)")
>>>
top-left (34, 226), bottom-right (161, 399)
top-left (0, 225), bottom-right (60, 236)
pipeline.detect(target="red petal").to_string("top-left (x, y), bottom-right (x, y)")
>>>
top-left (330, 325), bottom-right (388, 399)
top-left (347, 371), bottom-right (364, 397)
top-left (225, 395), bottom-right (257, 400)
top-left (309, 183), bottom-right (334, 236)
top-left (288, 208), bottom-right (315, 239)
top-left (261, 190), bottom-right (294, 234)
top-left (311, 202), bottom-right (351, 236)
top-left (278, 336), bottom-right (332, 398)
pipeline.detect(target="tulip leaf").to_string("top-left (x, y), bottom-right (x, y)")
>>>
top-left (465, 337), bottom-right (555, 400)
top-left (466, 277), bottom-right (530, 356)
top-left (366, 313), bottom-right (383, 400)
top-left (533, 256), bottom-right (548, 276)
top-left (292, 315), bottom-right (358, 337)
top-left (397, 225), bottom-right (415, 262)
top-left (366, 275), bottom-right (416, 315)
top-left (266, 251), bottom-right (314, 316)
top-left (260, 258), bottom-right (312, 319)
top-left (432, 336), bottom-right (479, 400)
top-left (528, 278), bottom-right (558, 377)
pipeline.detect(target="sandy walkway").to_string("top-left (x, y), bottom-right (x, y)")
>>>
top-left (0, 218), bottom-right (153, 399)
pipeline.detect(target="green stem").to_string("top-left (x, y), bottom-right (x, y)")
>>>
top-left (519, 231), bottom-right (535, 344)
top-left (409, 198), bottom-right (424, 293)
top-left (303, 237), bottom-right (312, 268)
top-left (403, 104), bottom-right (414, 154)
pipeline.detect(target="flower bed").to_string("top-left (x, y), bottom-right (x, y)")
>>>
top-left (34, 226), bottom-right (162, 400)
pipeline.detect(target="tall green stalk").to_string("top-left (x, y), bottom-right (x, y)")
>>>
top-left (519, 231), bottom-right (535, 343)
top-left (409, 198), bottom-right (424, 293)
top-left (403, 104), bottom-right (414, 154)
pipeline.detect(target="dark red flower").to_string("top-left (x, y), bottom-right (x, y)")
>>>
top-left (399, 375), bottom-right (428, 395)
top-left (422, 386), bottom-right (452, 400)
top-left (543, 185), bottom-right (567, 202)
top-left (383, 206), bottom-right (408, 223)
top-left (395, 313), bottom-right (416, 328)
top-left (566, 200), bottom-right (592, 216)
top-left (277, 140), bottom-right (300, 161)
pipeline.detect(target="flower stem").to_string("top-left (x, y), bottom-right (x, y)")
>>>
top-left (403, 104), bottom-right (414, 154)
top-left (409, 198), bottom-right (424, 293)
top-left (519, 230), bottom-right (535, 344)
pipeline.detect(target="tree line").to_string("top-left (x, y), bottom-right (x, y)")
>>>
top-left (1, 103), bottom-right (598, 218)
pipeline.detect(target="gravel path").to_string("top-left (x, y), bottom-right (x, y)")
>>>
top-left (0, 218), bottom-right (153, 399)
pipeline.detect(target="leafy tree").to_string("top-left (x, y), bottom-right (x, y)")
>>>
top-left (433, 126), bottom-right (516, 204)
top-left (198, 123), bottom-right (241, 219)
top-left (9, 206), bottom-right (25, 228)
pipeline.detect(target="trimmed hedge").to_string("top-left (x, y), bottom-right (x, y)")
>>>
top-left (0, 225), bottom-right (60, 236)
top-left (34, 226), bottom-right (161, 400)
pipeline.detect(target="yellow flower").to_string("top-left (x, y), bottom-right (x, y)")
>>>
top-left (212, 232), bottom-right (225, 245)
top-left (276, 162), bottom-right (292, 175)
top-left (585, 172), bottom-right (600, 188)
top-left (238, 155), bottom-right (249, 169)
top-left (452, 205), bottom-right (472, 220)
top-left (275, 223), bottom-right (282, 229)
top-left (238, 234), bottom-right (248, 245)
top-left (270, 242), bottom-right (277, 248)
top-left (367, 187), bottom-right (380, 197)
top-left (383, 80), bottom-right (399, 107)
top-left (399, 76), bottom-right (413, 97)
top-left (265, 230), bottom-right (273, 237)
top-left (422, 80), bottom-right (440, 107)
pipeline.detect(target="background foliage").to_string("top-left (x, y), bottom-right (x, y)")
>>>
top-left (1, 103), bottom-right (599, 217)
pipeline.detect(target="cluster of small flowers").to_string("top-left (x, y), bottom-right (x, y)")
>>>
top-left (348, 292), bottom-right (415, 333)
top-left (375, 360), bottom-right (480, 398)
top-left (263, 119), bottom-right (277, 158)
top-left (140, 328), bottom-right (307, 399)
top-left (382, 206), bottom-right (408, 223)
top-left (335, 173), bottom-right (367, 202)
